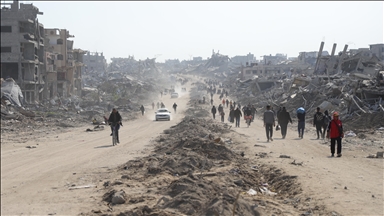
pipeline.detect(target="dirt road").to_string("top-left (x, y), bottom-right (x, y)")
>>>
top-left (1, 80), bottom-right (383, 215)
top-left (0, 84), bottom-right (190, 215)
top-left (210, 94), bottom-right (383, 215)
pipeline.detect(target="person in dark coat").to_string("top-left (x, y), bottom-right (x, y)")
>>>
top-left (220, 110), bottom-right (225, 122)
top-left (140, 105), bottom-right (145, 116)
top-left (277, 107), bottom-right (292, 139)
top-left (234, 107), bottom-right (242, 127)
top-left (108, 108), bottom-right (122, 143)
top-left (218, 104), bottom-right (223, 113)
top-left (229, 108), bottom-right (235, 123)
top-left (211, 106), bottom-right (217, 119)
top-left (251, 105), bottom-right (257, 122)
top-left (313, 107), bottom-right (325, 139)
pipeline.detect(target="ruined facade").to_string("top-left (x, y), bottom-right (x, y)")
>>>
top-left (261, 53), bottom-right (288, 65)
top-left (1, 0), bottom-right (45, 103)
top-left (83, 52), bottom-right (107, 73)
top-left (43, 28), bottom-right (85, 98)
top-left (369, 44), bottom-right (384, 61)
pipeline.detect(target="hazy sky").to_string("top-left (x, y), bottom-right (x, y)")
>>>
top-left (26, 1), bottom-right (383, 62)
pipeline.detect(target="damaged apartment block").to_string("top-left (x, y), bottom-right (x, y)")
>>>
top-left (1, 0), bottom-right (45, 103)
top-left (44, 28), bottom-right (86, 99)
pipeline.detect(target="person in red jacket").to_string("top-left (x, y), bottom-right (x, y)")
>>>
top-left (326, 112), bottom-right (344, 157)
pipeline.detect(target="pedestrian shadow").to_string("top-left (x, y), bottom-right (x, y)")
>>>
top-left (293, 138), bottom-right (302, 140)
top-left (256, 141), bottom-right (270, 144)
top-left (94, 145), bottom-right (114, 148)
top-left (273, 138), bottom-right (284, 140)
top-left (309, 138), bottom-right (320, 140)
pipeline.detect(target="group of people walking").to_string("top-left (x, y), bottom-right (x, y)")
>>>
top-left (211, 101), bottom-right (257, 128)
top-left (210, 100), bottom-right (344, 157)
top-left (263, 105), bottom-right (344, 157)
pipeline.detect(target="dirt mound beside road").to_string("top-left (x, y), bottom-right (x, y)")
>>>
top-left (90, 114), bottom-right (324, 216)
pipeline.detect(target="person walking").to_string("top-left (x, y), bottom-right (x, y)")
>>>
top-left (229, 108), bottom-right (235, 123)
top-left (211, 105), bottom-right (217, 119)
top-left (323, 110), bottom-right (332, 136)
top-left (156, 102), bottom-right (160, 109)
top-left (234, 107), bottom-right (242, 127)
top-left (277, 107), bottom-right (292, 139)
top-left (152, 102), bottom-right (155, 110)
top-left (218, 104), bottom-right (223, 114)
top-left (326, 112), bottom-right (344, 157)
top-left (251, 105), bottom-right (257, 122)
top-left (172, 102), bottom-right (178, 113)
top-left (220, 110), bottom-right (225, 122)
top-left (313, 107), bottom-right (325, 139)
top-left (140, 105), bottom-right (145, 116)
top-left (276, 106), bottom-right (282, 126)
top-left (297, 107), bottom-right (306, 139)
top-left (210, 98), bottom-right (214, 105)
top-left (244, 106), bottom-right (252, 126)
top-left (226, 99), bottom-right (229, 108)
top-left (263, 105), bottom-right (275, 142)
top-left (222, 98), bottom-right (225, 106)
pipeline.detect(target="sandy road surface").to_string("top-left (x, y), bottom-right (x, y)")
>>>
top-left (1, 83), bottom-right (190, 215)
top-left (211, 94), bottom-right (383, 216)
top-left (2, 78), bottom-right (383, 216)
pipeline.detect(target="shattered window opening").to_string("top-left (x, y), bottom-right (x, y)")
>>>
top-left (1, 26), bottom-right (12, 32)
top-left (1, 46), bottom-right (12, 53)
top-left (57, 38), bottom-right (63, 45)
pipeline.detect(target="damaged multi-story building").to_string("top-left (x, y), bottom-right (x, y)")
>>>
top-left (44, 28), bottom-right (86, 98)
top-left (1, 0), bottom-right (45, 103)
top-left (83, 51), bottom-right (107, 74)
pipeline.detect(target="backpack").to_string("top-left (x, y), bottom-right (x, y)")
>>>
top-left (315, 113), bottom-right (324, 123)
top-left (297, 107), bottom-right (305, 114)
top-left (323, 115), bottom-right (331, 126)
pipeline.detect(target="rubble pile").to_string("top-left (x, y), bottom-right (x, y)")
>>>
top-left (223, 68), bottom-right (384, 131)
top-left (109, 56), bottom-right (160, 76)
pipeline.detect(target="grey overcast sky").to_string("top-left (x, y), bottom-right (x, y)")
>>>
top-left (27, 1), bottom-right (383, 62)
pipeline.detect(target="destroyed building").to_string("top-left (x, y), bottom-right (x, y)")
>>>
top-left (298, 51), bottom-right (329, 66)
top-left (313, 42), bottom-right (384, 77)
top-left (231, 52), bottom-right (255, 66)
top-left (109, 56), bottom-right (160, 77)
top-left (83, 51), bottom-right (107, 74)
top-left (369, 44), bottom-right (384, 61)
top-left (44, 28), bottom-right (86, 98)
top-left (261, 53), bottom-right (288, 65)
top-left (1, 0), bottom-right (45, 103)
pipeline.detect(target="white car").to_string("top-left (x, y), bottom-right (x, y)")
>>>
top-left (171, 92), bottom-right (179, 98)
top-left (155, 108), bottom-right (171, 121)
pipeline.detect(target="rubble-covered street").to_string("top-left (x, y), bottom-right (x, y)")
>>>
top-left (1, 1), bottom-right (383, 216)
